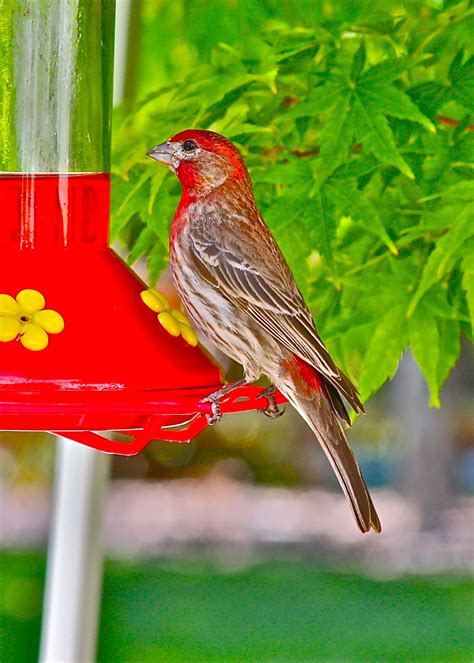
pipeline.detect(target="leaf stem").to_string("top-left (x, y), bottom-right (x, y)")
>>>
top-left (346, 235), bottom-right (417, 276)
top-left (413, 7), bottom-right (474, 56)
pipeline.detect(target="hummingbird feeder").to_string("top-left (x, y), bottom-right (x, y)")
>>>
top-left (0, 0), bottom-right (284, 456)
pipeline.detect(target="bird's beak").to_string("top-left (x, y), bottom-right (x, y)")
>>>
top-left (146, 142), bottom-right (174, 166)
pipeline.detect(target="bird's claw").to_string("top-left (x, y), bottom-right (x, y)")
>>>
top-left (259, 391), bottom-right (285, 420)
top-left (200, 380), bottom-right (247, 426)
top-left (205, 399), bottom-right (222, 426)
top-left (261, 404), bottom-right (286, 419)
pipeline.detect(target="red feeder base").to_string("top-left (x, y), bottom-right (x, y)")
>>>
top-left (0, 174), bottom-right (286, 453)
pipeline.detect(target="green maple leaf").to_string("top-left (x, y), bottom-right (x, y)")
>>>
top-left (148, 245), bottom-right (169, 284)
top-left (356, 78), bottom-right (436, 134)
top-left (449, 51), bottom-right (474, 112)
top-left (461, 239), bottom-right (474, 331)
top-left (408, 204), bottom-right (474, 315)
top-left (311, 188), bottom-right (338, 276)
top-left (359, 303), bottom-right (409, 402)
top-left (351, 94), bottom-right (414, 178)
top-left (437, 319), bottom-right (461, 393)
top-left (315, 56), bottom-right (434, 184)
top-left (325, 178), bottom-right (397, 254)
top-left (315, 92), bottom-right (354, 186)
top-left (110, 171), bottom-right (151, 238)
top-left (127, 227), bottom-right (156, 265)
top-left (409, 302), bottom-right (441, 407)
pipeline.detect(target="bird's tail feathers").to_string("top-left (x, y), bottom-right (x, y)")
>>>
top-left (279, 384), bottom-right (381, 534)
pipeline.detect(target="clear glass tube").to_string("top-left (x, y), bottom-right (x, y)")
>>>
top-left (0, 0), bottom-right (115, 249)
top-left (0, 0), bottom-right (115, 174)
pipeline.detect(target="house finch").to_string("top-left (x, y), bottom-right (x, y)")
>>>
top-left (147, 130), bottom-right (381, 533)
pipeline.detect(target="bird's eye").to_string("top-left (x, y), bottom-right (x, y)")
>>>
top-left (182, 139), bottom-right (198, 152)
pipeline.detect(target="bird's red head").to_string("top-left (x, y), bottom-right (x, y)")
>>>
top-left (147, 129), bottom-right (250, 197)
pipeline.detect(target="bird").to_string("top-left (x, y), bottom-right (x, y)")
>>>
top-left (147, 129), bottom-right (381, 533)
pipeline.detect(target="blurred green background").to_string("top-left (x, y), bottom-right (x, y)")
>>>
top-left (1, 1), bottom-right (473, 661)
top-left (1, 552), bottom-right (472, 662)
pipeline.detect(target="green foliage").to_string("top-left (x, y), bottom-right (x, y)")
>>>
top-left (112, 0), bottom-right (474, 406)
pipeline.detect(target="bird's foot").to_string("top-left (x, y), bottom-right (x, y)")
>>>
top-left (261, 399), bottom-right (286, 419)
top-left (259, 387), bottom-right (285, 420)
top-left (200, 378), bottom-right (248, 426)
top-left (206, 399), bottom-right (222, 426)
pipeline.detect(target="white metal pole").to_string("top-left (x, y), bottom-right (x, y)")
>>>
top-left (39, 440), bottom-right (111, 663)
top-left (39, 2), bottom-right (132, 661)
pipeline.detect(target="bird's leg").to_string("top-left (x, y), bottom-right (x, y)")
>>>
top-left (200, 378), bottom-right (248, 425)
top-left (201, 378), bottom-right (249, 403)
top-left (258, 385), bottom-right (285, 420)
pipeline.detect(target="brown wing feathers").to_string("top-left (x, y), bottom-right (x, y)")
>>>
top-left (189, 215), bottom-right (364, 416)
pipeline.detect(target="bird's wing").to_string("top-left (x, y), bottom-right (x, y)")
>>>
top-left (187, 213), bottom-right (364, 413)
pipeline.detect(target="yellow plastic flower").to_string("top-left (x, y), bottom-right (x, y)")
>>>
top-left (140, 287), bottom-right (198, 347)
top-left (0, 289), bottom-right (65, 351)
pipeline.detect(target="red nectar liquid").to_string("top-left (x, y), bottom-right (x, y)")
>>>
top-left (0, 173), bottom-right (110, 250)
